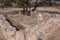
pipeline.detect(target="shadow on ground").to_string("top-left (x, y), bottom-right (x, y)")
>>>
top-left (38, 11), bottom-right (60, 14)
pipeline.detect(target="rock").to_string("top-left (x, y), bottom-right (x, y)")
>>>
top-left (38, 13), bottom-right (43, 21)
top-left (0, 28), bottom-right (6, 40)
top-left (16, 30), bottom-right (25, 40)
top-left (42, 13), bottom-right (56, 21)
top-left (0, 14), bottom-right (16, 40)
top-left (7, 38), bottom-right (15, 40)
top-left (26, 31), bottom-right (37, 40)
top-left (5, 26), bottom-right (16, 37)
top-left (15, 23), bottom-right (26, 30)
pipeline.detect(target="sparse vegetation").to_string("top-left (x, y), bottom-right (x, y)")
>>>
top-left (0, 0), bottom-right (60, 7)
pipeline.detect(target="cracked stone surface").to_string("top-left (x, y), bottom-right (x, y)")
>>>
top-left (0, 7), bottom-right (60, 40)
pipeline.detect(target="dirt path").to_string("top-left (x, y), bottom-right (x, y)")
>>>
top-left (0, 7), bottom-right (60, 13)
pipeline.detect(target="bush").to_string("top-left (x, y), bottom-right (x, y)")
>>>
top-left (4, 0), bottom-right (15, 7)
